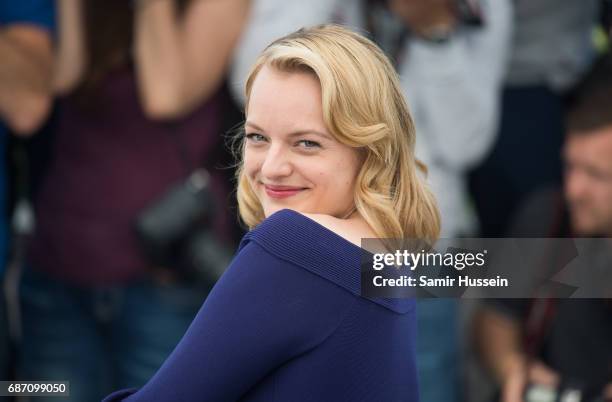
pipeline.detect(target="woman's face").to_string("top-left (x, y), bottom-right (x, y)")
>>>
top-left (244, 65), bottom-right (362, 218)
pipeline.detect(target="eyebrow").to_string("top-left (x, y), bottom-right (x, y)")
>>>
top-left (245, 121), bottom-right (332, 140)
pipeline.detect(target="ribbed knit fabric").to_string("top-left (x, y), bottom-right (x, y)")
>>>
top-left (102, 209), bottom-right (419, 402)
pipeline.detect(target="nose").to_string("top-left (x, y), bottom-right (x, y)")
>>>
top-left (260, 143), bottom-right (292, 180)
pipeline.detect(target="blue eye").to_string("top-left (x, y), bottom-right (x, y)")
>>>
top-left (297, 139), bottom-right (321, 149)
top-left (245, 133), bottom-right (266, 143)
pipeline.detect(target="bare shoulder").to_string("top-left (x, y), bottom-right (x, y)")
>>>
top-left (300, 212), bottom-right (377, 248)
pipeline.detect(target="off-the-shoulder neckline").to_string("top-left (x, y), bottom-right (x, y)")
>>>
top-left (240, 209), bottom-right (415, 314)
top-left (276, 209), bottom-right (368, 251)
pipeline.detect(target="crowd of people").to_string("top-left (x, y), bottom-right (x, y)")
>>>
top-left (0, 0), bottom-right (610, 401)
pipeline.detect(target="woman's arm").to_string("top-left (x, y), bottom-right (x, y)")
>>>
top-left (53, 0), bottom-right (86, 95)
top-left (0, 25), bottom-right (53, 134)
top-left (133, 0), bottom-right (249, 120)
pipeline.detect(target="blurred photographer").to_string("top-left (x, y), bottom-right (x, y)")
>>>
top-left (474, 55), bottom-right (612, 402)
top-left (19, 0), bottom-right (248, 401)
top-left (470, 0), bottom-right (601, 238)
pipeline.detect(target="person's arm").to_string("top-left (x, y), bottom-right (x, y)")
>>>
top-left (228, 0), bottom-right (339, 104)
top-left (388, 0), bottom-right (456, 39)
top-left (474, 307), bottom-right (526, 385)
top-left (102, 240), bottom-right (355, 402)
top-left (0, 25), bottom-right (52, 135)
top-left (400, 0), bottom-right (513, 170)
top-left (474, 306), bottom-right (560, 402)
top-left (133, 0), bottom-right (249, 120)
top-left (53, 0), bottom-right (86, 95)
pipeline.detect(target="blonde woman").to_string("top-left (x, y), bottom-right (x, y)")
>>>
top-left (103, 24), bottom-right (439, 402)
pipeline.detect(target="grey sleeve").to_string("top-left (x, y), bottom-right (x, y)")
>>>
top-left (228, 0), bottom-right (340, 104)
top-left (400, 0), bottom-right (514, 171)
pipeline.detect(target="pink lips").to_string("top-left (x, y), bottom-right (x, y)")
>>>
top-left (263, 184), bottom-right (305, 199)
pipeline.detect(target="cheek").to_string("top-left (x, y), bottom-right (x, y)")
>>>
top-left (339, 154), bottom-right (361, 186)
top-left (302, 166), bottom-right (333, 194)
top-left (327, 161), bottom-right (359, 192)
top-left (598, 185), bottom-right (612, 205)
top-left (243, 150), bottom-right (260, 178)
top-left (303, 149), bottom-right (361, 193)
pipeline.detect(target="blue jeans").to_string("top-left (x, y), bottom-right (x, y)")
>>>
top-left (417, 299), bottom-right (459, 402)
top-left (17, 267), bottom-right (208, 402)
top-left (0, 282), bottom-right (9, 382)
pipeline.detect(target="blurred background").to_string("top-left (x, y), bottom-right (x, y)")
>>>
top-left (0, 0), bottom-right (611, 401)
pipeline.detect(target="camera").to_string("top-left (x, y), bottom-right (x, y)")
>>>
top-left (135, 168), bottom-right (234, 286)
top-left (525, 381), bottom-right (609, 402)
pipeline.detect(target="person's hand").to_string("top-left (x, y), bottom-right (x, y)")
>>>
top-left (387, 0), bottom-right (456, 37)
top-left (603, 382), bottom-right (612, 401)
top-left (501, 359), bottom-right (560, 402)
top-left (500, 357), bottom-right (525, 402)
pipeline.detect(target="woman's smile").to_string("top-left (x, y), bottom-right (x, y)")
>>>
top-left (263, 184), bottom-right (308, 199)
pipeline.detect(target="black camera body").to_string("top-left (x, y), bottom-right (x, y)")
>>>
top-left (135, 168), bottom-right (233, 285)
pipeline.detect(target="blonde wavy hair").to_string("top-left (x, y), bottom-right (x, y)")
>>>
top-left (236, 24), bottom-right (440, 242)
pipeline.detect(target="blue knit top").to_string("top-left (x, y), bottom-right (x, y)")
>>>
top-left (102, 209), bottom-right (418, 402)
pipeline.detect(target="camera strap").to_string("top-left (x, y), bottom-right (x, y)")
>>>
top-left (364, 0), bottom-right (408, 69)
top-left (163, 122), bottom-right (212, 199)
top-left (523, 193), bottom-right (566, 364)
top-left (164, 122), bottom-right (196, 175)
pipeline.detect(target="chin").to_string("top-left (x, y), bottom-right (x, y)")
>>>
top-left (571, 218), bottom-right (599, 236)
top-left (263, 203), bottom-right (299, 217)
top-left (262, 197), bottom-right (315, 215)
